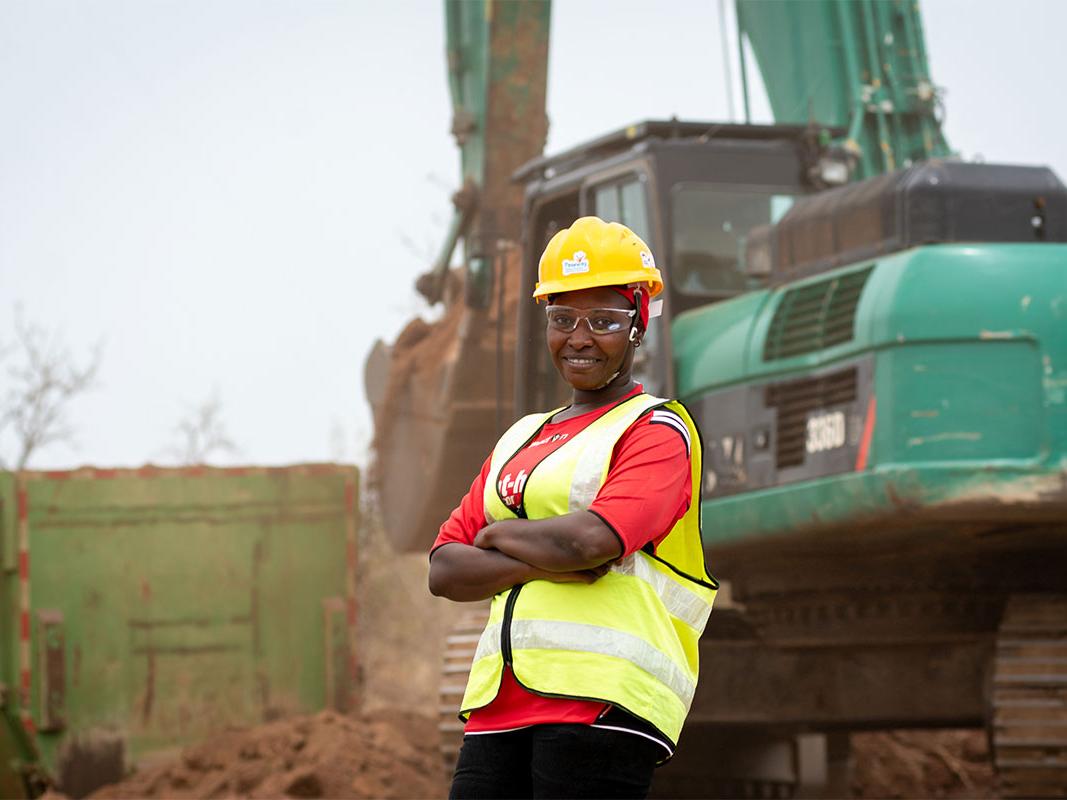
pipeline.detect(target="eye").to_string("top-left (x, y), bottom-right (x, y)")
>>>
top-left (549, 311), bottom-right (577, 328)
top-left (590, 316), bottom-right (620, 332)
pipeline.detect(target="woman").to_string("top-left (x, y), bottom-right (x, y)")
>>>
top-left (429, 216), bottom-right (717, 799)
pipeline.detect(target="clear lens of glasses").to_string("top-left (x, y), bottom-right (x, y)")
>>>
top-left (545, 305), bottom-right (636, 335)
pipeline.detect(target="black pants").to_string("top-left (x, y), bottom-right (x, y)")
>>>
top-left (449, 724), bottom-right (661, 800)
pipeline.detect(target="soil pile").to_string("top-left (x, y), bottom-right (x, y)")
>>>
top-left (84, 712), bottom-right (997, 800)
top-left (851, 729), bottom-right (996, 799)
top-left (89, 709), bottom-right (446, 800)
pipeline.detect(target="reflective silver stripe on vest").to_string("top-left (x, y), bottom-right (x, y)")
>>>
top-left (473, 622), bottom-right (502, 663)
top-left (567, 397), bottom-right (660, 512)
top-left (612, 554), bottom-right (712, 632)
top-left (472, 618), bottom-right (695, 709)
top-left (509, 619), bottom-right (695, 709)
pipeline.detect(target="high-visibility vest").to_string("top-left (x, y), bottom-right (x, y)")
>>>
top-left (460, 393), bottom-right (716, 745)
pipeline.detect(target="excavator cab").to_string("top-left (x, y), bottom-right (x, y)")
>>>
top-left (513, 120), bottom-right (837, 414)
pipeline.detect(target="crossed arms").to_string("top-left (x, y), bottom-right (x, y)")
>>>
top-left (427, 511), bottom-right (623, 602)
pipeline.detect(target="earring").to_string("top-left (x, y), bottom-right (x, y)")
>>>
top-left (634, 340), bottom-right (641, 348)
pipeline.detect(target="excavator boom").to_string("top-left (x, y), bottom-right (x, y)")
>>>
top-left (737, 0), bottom-right (950, 177)
top-left (367, 1), bottom-right (549, 549)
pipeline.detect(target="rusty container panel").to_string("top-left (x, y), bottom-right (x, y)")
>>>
top-left (0, 464), bottom-right (358, 790)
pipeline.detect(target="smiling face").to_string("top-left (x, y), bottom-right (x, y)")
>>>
top-left (547, 286), bottom-right (642, 393)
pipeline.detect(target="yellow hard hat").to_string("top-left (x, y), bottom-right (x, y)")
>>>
top-left (533, 216), bottom-right (664, 301)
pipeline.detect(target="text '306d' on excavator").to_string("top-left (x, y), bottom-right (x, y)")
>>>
top-left (365, 2), bottom-right (1067, 796)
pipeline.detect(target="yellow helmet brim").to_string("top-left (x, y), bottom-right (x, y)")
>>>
top-left (532, 269), bottom-right (664, 301)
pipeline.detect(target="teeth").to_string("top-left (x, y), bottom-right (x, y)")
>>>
top-left (565, 358), bottom-right (596, 365)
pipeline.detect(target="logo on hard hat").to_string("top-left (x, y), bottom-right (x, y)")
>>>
top-left (562, 250), bottom-right (590, 276)
top-left (640, 251), bottom-right (655, 269)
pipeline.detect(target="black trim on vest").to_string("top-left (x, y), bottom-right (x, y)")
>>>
top-left (646, 551), bottom-right (719, 591)
top-left (506, 668), bottom-right (677, 764)
top-left (501, 583), bottom-right (523, 666)
top-left (495, 417), bottom-right (554, 519)
top-left (648, 400), bottom-right (720, 589)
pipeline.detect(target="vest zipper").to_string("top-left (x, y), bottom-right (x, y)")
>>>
top-left (501, 584), bottom-right (522, 664)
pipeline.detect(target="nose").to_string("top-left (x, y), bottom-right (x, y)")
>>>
top-left (566, 319), bottom-right (595, 348)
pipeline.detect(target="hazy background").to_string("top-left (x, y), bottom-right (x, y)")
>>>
top-left (2, 0), bottom-right (1065, 469)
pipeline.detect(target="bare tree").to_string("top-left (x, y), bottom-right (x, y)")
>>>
top-left (168, 391), bottom-right (239, 465)
top-left (0, 309), bottom-right (101, 470)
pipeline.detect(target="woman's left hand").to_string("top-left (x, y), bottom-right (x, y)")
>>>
top-left (472, 525), bottom-right (494, 550)
top-left (583, 562), bottom-right (613, 579)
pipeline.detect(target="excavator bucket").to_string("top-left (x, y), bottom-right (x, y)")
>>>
top-left (367, 254), bottom-right (522, 551)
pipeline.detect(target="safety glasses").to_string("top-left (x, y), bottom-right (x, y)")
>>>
top-left (545, 305), bottom-right (636, 335)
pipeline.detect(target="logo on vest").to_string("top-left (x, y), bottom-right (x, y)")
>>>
top-left (498, 469), bottom-right (528, 508)
top-left (530, 432), bottom-right (568, 448)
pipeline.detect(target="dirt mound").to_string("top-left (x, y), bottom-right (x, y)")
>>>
top-left (851, 729), bottom-right (996, 799)
top-left (89, 709), bottom-right (446, 800)
top-left (84, 714), bottom-right (996, 800)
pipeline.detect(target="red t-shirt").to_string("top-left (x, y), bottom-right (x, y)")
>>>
top-left (431, 386), bottom-right (693, 733)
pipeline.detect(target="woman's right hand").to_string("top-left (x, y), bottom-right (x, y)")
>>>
top-left (528, 562), bottom-right (611, 585)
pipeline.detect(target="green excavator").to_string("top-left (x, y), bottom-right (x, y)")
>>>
top-left (367, 1), bottom-right (1067, 796)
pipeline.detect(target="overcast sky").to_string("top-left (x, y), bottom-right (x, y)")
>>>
top-left (2, 0), bottom-right (1066, 470)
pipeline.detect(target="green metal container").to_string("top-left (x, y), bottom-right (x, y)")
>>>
top-left (0, 464), bottom-right (359, 797)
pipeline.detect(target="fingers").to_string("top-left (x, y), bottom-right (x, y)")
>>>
top-left (536, 564), bottom-right (614, 584)
top-left (472, 528), bottom-right (489, 549)
top-left (571, 564), bottom-right (609, 581)
top-left (557, 571), bottom-right (594, 583)
top-left (547, 570), bottom-right (595, 584)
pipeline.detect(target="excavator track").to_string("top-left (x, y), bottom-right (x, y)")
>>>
top-left (438, 607), bottom-right (491, 770)
top-left (436, 604), bottom-right (815, 799)
top-left (992, 594), bottom-right (1067, 798)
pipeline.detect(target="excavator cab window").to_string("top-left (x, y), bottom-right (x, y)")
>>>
top-left (671, 184), bottom-right (796, 299)
top-left (588, 173), bottom-right (669, 396)
top-left (593, 180), bottom-right (651, 243)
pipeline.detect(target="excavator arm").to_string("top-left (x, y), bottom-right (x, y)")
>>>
top-left (366, 1), bottom-right (550, 549)
top-left (736, 0), bottom-right (950, 178)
